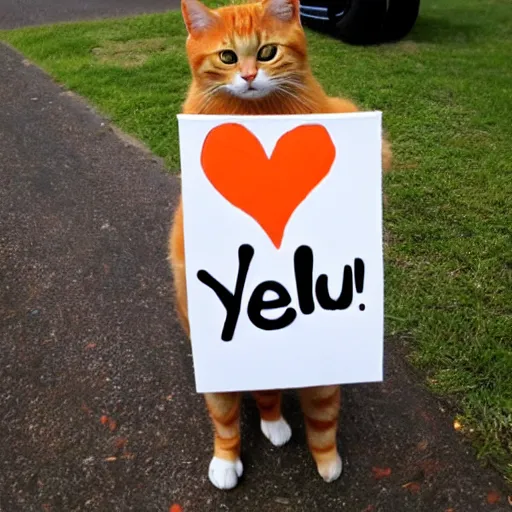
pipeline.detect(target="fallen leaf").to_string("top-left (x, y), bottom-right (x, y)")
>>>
top-left (114, 438), bottom-right (127, 449)
top-left (108, 419), bottom-right (117, 432)
top-left (81, 404), bottom-right (93, 416)
top-left (508, 495), bottom-right (512, 506)
top-left (169, 505), bottom-right (183, 512)
top-left (372, 467), bottom-right (392, 479)
top-left (100, 415), bottom-right (109, 425)
top-left (419, 458), bottom-right (443, 477)
top-left (105, 456), bottom-right (117, 462)
top-left (85, 343), bottom-right (97, 350)
top-left (453, 419), bottom-right (462, 431)
top-left (420, 411), bottom-right (432, 422)
top-left (417, 439), bottom-right (429, 451)
top-left (42, 504), bottom-right (51, 512)
top-left (402, 482), bottom-right (421, 494)
top-left (487, 490), bottom-right (500, 504)
top-left (444, 509), bottom-right (455, 512)
top-left (361, 506), bottom-right (375, 512)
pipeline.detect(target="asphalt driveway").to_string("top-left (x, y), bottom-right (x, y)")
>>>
top-left (0, 0), bottom-right (178, 29)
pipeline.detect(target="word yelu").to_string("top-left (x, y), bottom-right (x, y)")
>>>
top-left (197, 245), bottom-right (366, 342)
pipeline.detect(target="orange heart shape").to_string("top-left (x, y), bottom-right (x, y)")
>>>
top-left (200, 123), bottom-right (336, 249)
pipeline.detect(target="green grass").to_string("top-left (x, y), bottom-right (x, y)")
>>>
top-left (2, 0), bottom-right (511, 480)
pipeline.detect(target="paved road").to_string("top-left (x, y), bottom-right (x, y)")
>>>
top-left (0, 0), bottom-right (178, 30)
top-left (0, 42), bottom-right (510, 512)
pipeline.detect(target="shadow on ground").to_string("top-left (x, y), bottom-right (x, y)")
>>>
top-left (408, 16), bottom-right (480, 44)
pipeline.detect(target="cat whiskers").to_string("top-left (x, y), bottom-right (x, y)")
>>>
top-left (197, 84), bottom-right (225, 112)
top-left (272, 76), bottom-right (309, 95)
top-left (272, 79), bottom-right (313, 111)
top-left (272, 73), bottom-right (307, 88)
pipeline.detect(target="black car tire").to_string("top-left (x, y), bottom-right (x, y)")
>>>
top-left (331, 0), bottom-right (388, 45)
top-left (381, 0), bottom-right (420, 42)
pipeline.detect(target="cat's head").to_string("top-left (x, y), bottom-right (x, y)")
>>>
top-left (182, 0), bottom-right (309, 101)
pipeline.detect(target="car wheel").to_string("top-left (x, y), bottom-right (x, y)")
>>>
top-left (330, 0), bottom-right (388, 45)
top-left (381, 0), bottom-right (420, 42)
top-left (299, 1), bottom-right (334, 35)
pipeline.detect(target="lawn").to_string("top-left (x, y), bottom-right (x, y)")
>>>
top-left (2, 0), bottom-right (511, 480)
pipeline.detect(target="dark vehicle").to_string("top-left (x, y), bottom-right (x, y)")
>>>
top-left (299, 0), bottom-right (421, 44)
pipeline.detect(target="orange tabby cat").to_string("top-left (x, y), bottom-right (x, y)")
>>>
top-left (169, 0), bottom-right (392, 489)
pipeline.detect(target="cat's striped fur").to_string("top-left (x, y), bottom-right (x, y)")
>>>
top-left (169, 0), bottom-right (391, 489)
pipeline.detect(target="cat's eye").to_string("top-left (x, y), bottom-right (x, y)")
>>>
top-left (219, 50), bottom-right (238, 65)
top-left (257, 45), bottom-right (278, 62)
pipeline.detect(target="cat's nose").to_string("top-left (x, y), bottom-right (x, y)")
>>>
top-left (241, 72), bottom-right (257, 83)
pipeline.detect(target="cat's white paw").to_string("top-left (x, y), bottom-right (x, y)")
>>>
top-left (208, 457), bottom-right (243, 490)
top-left (318, 453), bottom-right (343, 483)
top-left (261, 417), bottom-right (292, 447)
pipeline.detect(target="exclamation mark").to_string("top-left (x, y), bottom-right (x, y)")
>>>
top-left (354, 258), bottom-right (365, 311)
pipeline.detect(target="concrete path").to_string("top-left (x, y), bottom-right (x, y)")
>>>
top-left (0, 0), bottom-right (177, 30)
top-left (0, 41), bottom-right (510, 512)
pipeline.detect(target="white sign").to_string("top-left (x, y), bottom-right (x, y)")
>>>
top-left (178, 113), bottom-right (384, 393)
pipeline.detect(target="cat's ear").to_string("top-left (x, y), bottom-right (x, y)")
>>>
top-left (182, 0), bottom-right (218, 35)
top-left (263, 0), bottom-right (300, 23)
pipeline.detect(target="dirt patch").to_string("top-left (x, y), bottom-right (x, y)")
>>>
top-left (396, 40), bottom-right (420, 53)
top-left (91, 38), bottom-right (175, 68)
top-left (380, 40), bottom-right (421, 55)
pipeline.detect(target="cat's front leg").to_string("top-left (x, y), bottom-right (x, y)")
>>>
top-left (252, 390), bottom-right (292, 447)
top-left (325, 97), bottom-right (392, 174)
top-left (205, 392), bottom-right (244, 489)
